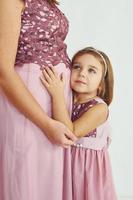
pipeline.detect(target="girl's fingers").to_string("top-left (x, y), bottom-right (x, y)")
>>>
top-left (60, 73), bottom-right (65, 84)
top-left (40, 76), bottom-right (49, 88)
top-left (42, 67), bottom-right (58, 82)
top-left (42, 69), bottom-right (52, 83)
top-left (45, 67), bottom-right (56, 79)
top-left (50, 66), bottom-right (58, 77)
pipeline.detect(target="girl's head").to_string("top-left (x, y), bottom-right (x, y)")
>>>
top-left (71, 47), bottom-right (114, 105)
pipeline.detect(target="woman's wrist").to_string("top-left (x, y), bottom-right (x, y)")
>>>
top-left (41, 116), bottom-right (53, 131)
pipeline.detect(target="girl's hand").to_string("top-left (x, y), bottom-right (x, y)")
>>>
top-left (40, 66), bottom-right (65, 98)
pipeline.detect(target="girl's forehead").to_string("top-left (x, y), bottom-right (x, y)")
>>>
top-left (74, 53), bottom-right (98, 61)
top-left (74, 54), bottom-right (103, 69)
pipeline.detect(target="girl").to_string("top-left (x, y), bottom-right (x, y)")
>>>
top-left (41, 47), bottom-right (117, 200)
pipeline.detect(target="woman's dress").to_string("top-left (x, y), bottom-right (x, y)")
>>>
top-left (0, 0), bottom-right (72, 199)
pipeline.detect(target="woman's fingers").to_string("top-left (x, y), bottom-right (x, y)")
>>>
top-left (65, 139), bottom-right (74, 146)
top-left (62, 138), bottom-right (74, 148)
top-left (65, 131), bottom-right (77, 142)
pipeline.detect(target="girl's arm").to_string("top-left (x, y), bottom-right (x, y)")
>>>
top-left (41, 67), bottom-right (108, 138)
top-left (41, 67), bottom-right (73, 131)
top-left (72, 103), bottom-right (108, 137)
top-left (0, 0), bottom-right (76, 147)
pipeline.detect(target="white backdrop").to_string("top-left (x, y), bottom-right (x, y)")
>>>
top-left (60, 0), bottom-right (133, 199)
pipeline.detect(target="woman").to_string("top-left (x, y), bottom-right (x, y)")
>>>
top-left (0, 0), bottom-right (76, 199)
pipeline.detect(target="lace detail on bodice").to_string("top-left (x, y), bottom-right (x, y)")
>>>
top-left (15, 0), bottom-right (71, 69)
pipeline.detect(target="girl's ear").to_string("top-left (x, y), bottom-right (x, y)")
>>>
top-left (97, 85), bottom-right (102, 95)
top-left (97, 80), bottom-right (104, 96)
top-left (97, 80), bottom-right (106, 98)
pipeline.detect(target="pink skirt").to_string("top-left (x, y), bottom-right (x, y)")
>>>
top-left (0, 63), bottom-right (72, 200)
top-left (69, 146), bottom-right (117, 200)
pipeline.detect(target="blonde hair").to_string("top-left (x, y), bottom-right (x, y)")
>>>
top-left (72, 47), bottom-right (114, 105)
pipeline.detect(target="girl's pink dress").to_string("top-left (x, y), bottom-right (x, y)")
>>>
top-left (64, 98), bottom-right (117, 200)
top-left (0, 0), bottom-right (72, 200)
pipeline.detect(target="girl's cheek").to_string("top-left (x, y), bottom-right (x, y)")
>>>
top-left (70, 73), bottom-right (74, 80)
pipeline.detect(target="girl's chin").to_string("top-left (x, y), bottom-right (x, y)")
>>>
top-left (73, 88), bottom-right (87, 93)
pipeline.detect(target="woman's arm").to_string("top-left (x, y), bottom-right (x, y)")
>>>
top-left (41, 67), bottom-right (108, 138)
top-left (0, 0), bottom-right (76, 147)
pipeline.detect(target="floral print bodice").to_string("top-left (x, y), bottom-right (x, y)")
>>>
top-left (72, 99), bottom-right (98, 138)
top-left (15, 0), bottom-right (71, 69)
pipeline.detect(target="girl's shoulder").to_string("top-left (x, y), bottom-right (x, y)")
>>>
top-left (72, 97), bottom-right (107, 122)
top-left (73, 97), bottom-right (107, 113)
top-left (83, 97), bottom-right (108, 115)
top-left (93, 97), bottom-right (107, 105)
top-left (80, 97), bottom-right (107, 108)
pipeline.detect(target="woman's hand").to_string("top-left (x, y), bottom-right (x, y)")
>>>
top-left (45, 118), bottom-right (77, 148)
top-left (40, 66), bottom-right (65, 99)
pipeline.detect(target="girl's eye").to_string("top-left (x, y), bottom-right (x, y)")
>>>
top-left (72, 64), bottom-right (81, 69)
top-left (88, 68), bottom-right (96, 74)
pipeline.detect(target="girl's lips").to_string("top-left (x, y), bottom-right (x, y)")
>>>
top-left (75, 80), bottom-right (86, 84)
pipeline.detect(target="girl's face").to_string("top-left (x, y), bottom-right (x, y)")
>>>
top-left (71, 53), bottom-right (104, 96)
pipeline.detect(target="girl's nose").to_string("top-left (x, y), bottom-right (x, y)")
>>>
top-left (79, 69), bottom-right (86, 77)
